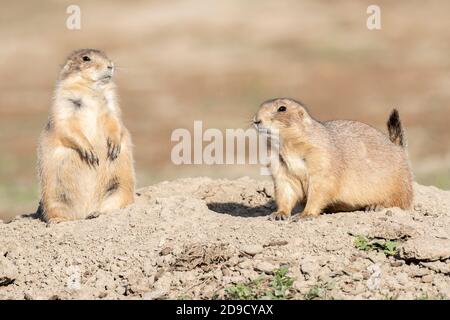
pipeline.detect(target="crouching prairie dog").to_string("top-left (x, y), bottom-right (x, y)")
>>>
top-left (37, 49), bottom-right (135, 222)
top-left (253, 98), bottom-right (413, 221)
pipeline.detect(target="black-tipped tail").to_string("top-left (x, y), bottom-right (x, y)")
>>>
top-left (36, 201), bottom-right (44, 219)
top-left (387, 109), bottom-right (406, 148)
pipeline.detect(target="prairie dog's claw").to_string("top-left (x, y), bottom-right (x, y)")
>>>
top-left (80, 148), bottom-right (99, 167)
top-left (107, 138), bottom-right (121, 161)
top-left (269, 211), bottom-right (290, 221)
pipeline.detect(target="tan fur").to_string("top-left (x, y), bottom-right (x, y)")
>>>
top-left (37, 49), bottom-right (135, 222)
top-left (254, 98), bottom-right (413, 221)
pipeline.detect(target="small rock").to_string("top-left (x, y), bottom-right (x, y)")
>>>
top-left (95, 270), bottom-right (116, 291)
top-left (159, 247), bottom-right (172, 256)
top-left (367, 251), bottom-right (387, 264)
top-left (239, 269), bottom-right (259, 281)
top-left (318, 273), bottom-right (332, 283)
top-left (221, 267), bottom-right (231, 277)
top-left (142, 289), bottom-right (167, 300)
top-left (352, 283), bottom-right (366, 295)
top-left (420, 261), bottom-right (450, 275)
top-left (129, 278), bottom-right (151, 293)
top-left (238, 259), bottom-right (253, 269)
top-left (254, 261), bottom-right (276, 274)
top-left (352, 273), bottom-right (364, 281)
top-left (421, 275), bottom-right (433, 283)
top-left (397, 292), bottom-right (415, 300)
top-left (390, 260), bottom-right (404, 267)
top-left (0, 256), bottom-right (17, 286)
top-left (408, 267), bottom-right (431, 277)
top-left (434, 281), bottom-right (450, 298)
top-left (115, 285), bottom-right (126, 295)
top-left (226, 256), bottom-right (239, 267)
top-left (399, 237), bottom-right (450, 261)
top-left (240, 245), bottom-right (263, 256)
top-left (369, 221), bottom-right (418, 240)
top-left (23, 293), bottom-right (33, 300)
top-left (300, 258), bottom-right (318, 278)
top-left (396, 272), bottom-right (409, 286)
top-left (213, 269), bottom-right (222, 281)
top-left (154, 273), bottom-right (172, 292)
top-left (293, 280), bottom-right (307, 292)
top-left (330, 270), bottom-right (344, 278)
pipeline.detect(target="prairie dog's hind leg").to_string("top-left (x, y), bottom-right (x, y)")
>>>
top-left (96, 157), bottom-right (135, 217)
top-left (39, 143), bottom-right (90, 222)
top-left (97, 181), bottom-right (134, 215)
top-left (41, 199), bottom-right (74, 223)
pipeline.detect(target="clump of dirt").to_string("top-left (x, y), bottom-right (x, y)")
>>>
top-left (0, 177), bottom-right (449, 300)
top-left (172, 243), bottom-right (235, 272)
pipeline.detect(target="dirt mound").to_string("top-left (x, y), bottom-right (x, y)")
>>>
top-left (1, 177), bottom-right (449, 300)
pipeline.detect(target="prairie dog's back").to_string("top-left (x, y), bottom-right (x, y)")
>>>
top-left (325, 120), bottom-right (406, 160)
top-left (324, 119), bottom-right (412, 208)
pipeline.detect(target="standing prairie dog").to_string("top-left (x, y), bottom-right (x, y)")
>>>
top-left (253, 98), bottom-right (413, 221)
top-left (37, 49), bottom-right (135, 222)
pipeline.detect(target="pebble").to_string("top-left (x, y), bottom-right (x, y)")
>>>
top-left (240, 245), bottom-right (263, 256)
top-left (0, 256), bottom-right (18, 286)
top-left (238, 259), bottom-right (253, 269)
top-left (221, 267), bottom-right (231, 277)
top-left (254, 261), bottom-right (276, 274)
top-left (352, 283), bottom-right (366, 295)
top-left (159, 247), bottom-right (172, 256)
top-left (421, 274), bottom-right (433, 283)
top-left (226, 256), bottom-right (239, 267)
top-left (390, 260), bottom-right (404, 267)
top-left (408, 267), bottom-right (431, 277)
top-left (399, 237), bottom-right (450, 261)
top-left (239, 269), bottom-right (259, 281)
top-left (115, 285), bottom-right (126, 295)
top-left (293, 280), bottom-right (307, 292)
top-left (396, 272), bottom-right (409, 286)
top-left (142, 289), bottom-right (167, 300)
top-left (351, 273), bottom-right (364, 281)
top-left (300, 258), bottom-right (317, 277)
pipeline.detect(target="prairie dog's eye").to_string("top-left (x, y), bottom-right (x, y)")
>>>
top-left (277, 106), bottom-right (287, 112)
top-left (82, 56), bottom-right (91, 62)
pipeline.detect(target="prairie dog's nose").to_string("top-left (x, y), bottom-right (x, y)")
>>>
top-left (107, 65), bottom-right (113, 70)
top-left (253, 119), bottom-right (261, 125)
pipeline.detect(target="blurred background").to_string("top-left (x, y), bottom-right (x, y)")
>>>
top-left (1, 0), bottom-right (449, 221)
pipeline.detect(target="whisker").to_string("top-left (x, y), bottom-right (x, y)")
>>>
top-left (244, 119), bottom-right (256, 130)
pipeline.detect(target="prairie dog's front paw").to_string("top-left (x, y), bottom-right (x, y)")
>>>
top-left (107, 136), bottom-right (121, 161)
top-left (79, 147), bottom-right (99, 167)
top-left (269, 210), bottom-right (290, 221)
top-left (86, 211), bottom-right (102, 219)
top-left (45, 216), bottom-right (70, 225)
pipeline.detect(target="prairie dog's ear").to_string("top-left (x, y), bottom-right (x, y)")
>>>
top-left (297, 107), bottom-right (307, 119)
top-left (298, 107), bottom-right (312, 124)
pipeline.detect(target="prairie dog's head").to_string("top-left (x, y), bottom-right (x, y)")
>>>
top-left (253, 98), bottom-right (312, 135)
top-left (59, 49), bottom-right (114, 84)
